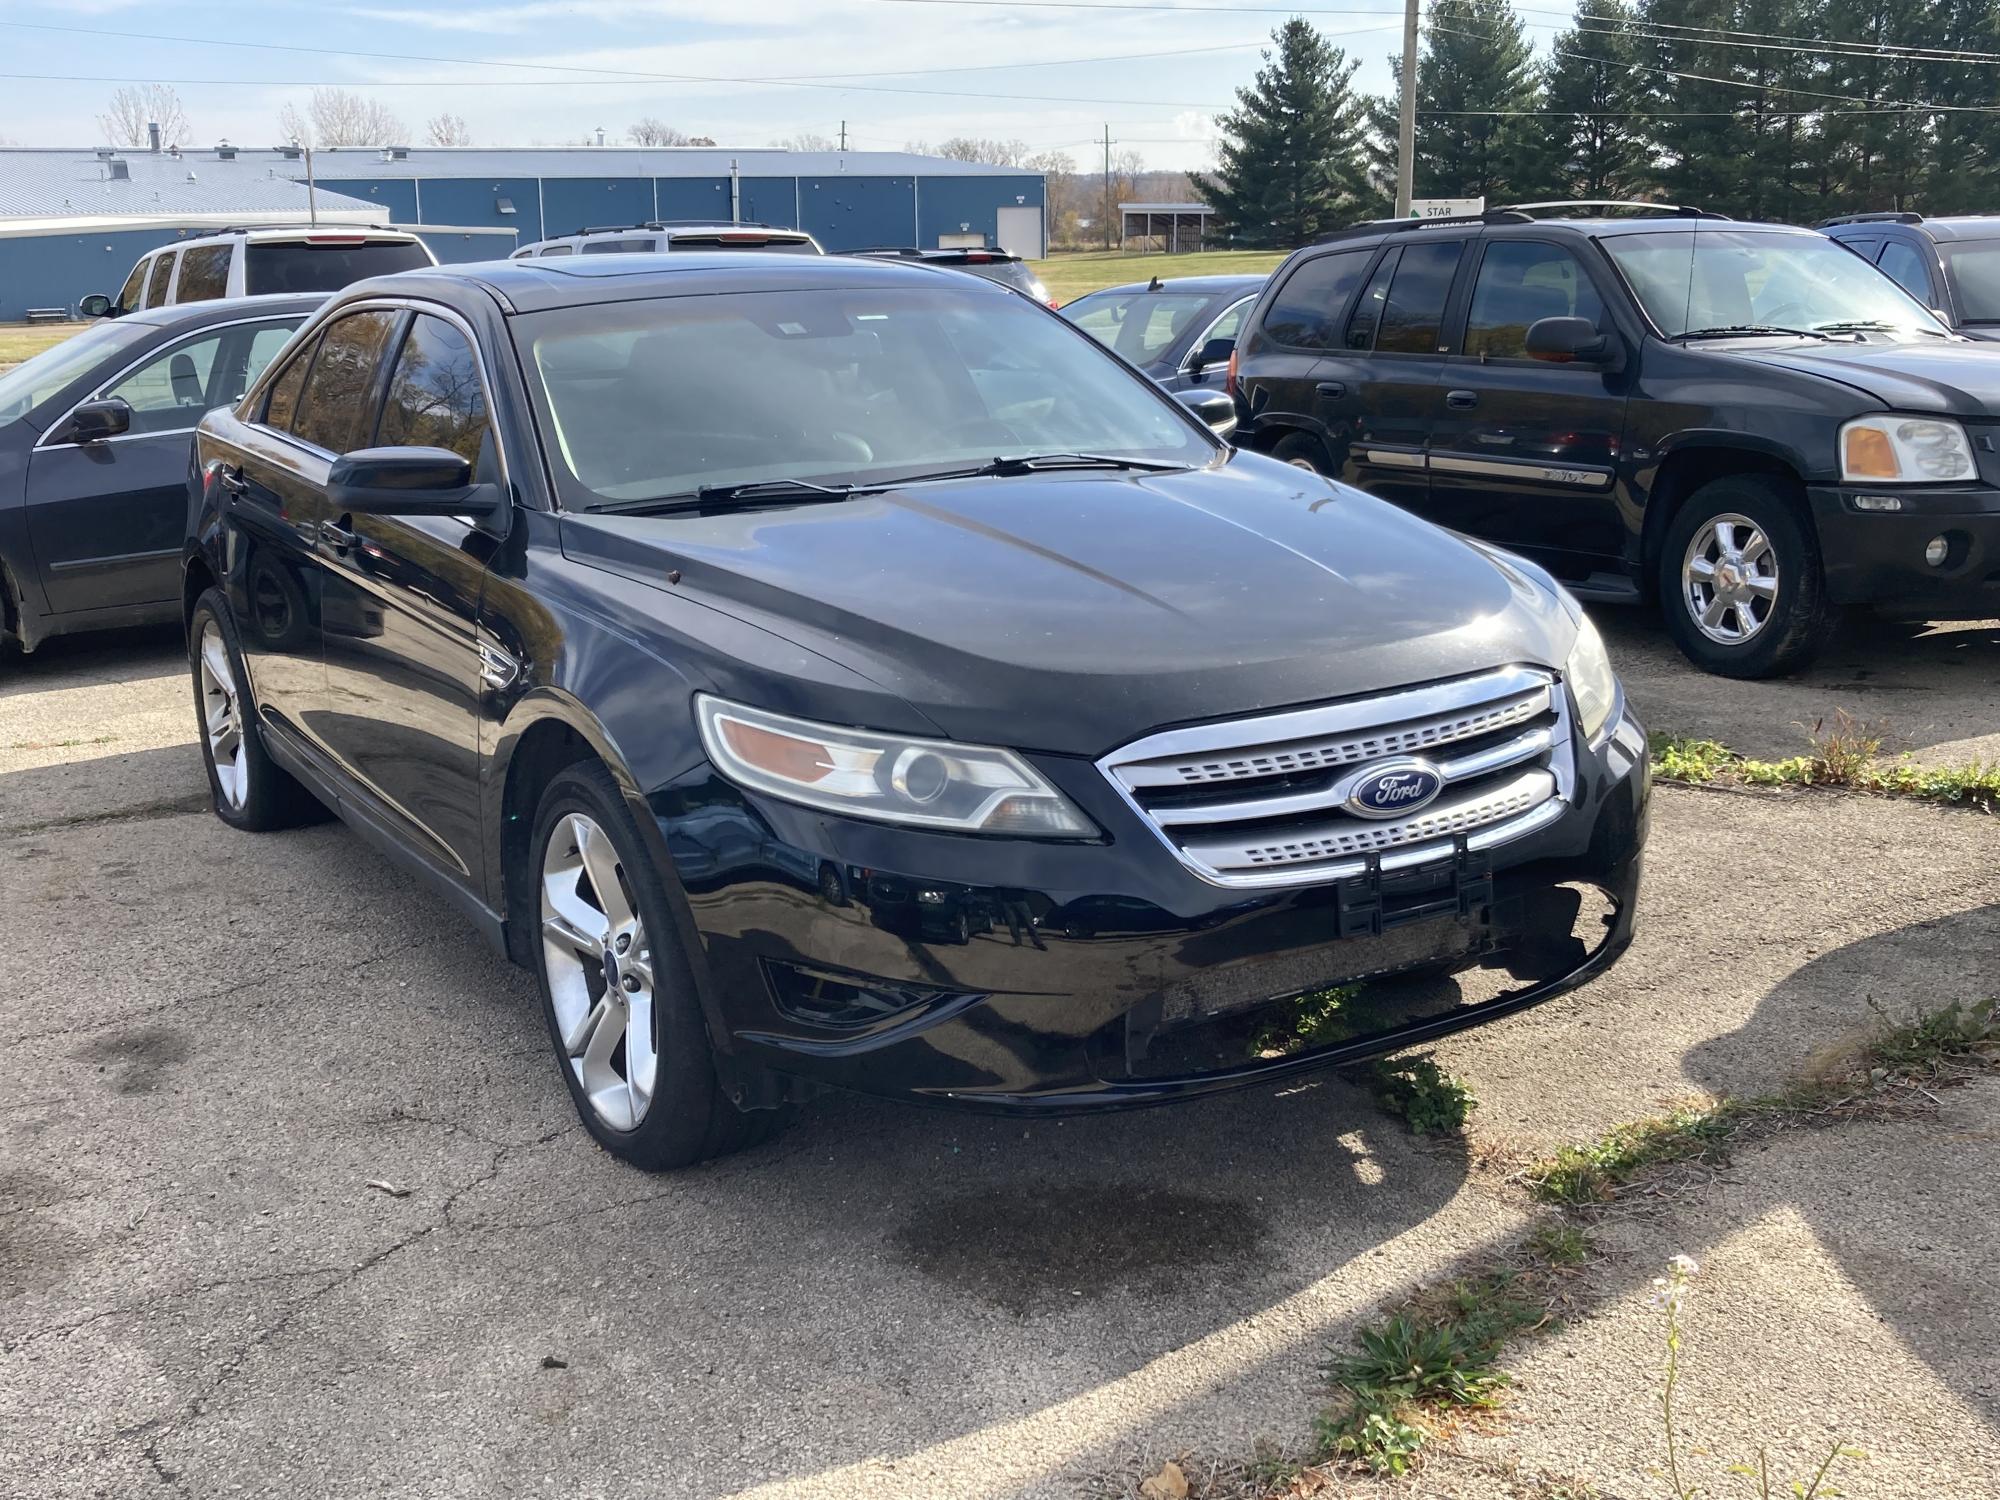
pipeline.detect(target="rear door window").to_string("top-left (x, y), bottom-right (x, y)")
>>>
top-left (1260, 249), bottom-right (1371, 349)
top-left (288, 309), bottom-right (401, 453)
top-left (1376, 241), bottom-right (1466, 354)
top-left (244, 240), bottom-right (432, 294)
top-left (176, 244), bottom-right (233, 304)
top-left (146, 253), bottom-right (178, 308)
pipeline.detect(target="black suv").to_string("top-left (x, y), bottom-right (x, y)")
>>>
top-left (1231, 204), bottom-right (2000, 677)
top-left (1820, 212), bottom-right (2000, 339)
top-left (183, 254), bottom-right (1646, 1168)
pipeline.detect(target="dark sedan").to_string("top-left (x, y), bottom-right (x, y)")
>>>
top-left (0, 295), bottom-right (320, 655)
top-left (1061, 274), bottom-right (1267, 392)
top-left (184, 253), bottom-right (1645, 1170)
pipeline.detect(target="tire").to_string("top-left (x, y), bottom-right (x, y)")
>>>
top-left (1658, 476), bottom-right (1830, 679)
top-left (188, 587), bottom-right (319, 831)
top-left (1271, 431), bottom-right (1332, 475)
top-left (529, 761), bottom-right (789, 1169)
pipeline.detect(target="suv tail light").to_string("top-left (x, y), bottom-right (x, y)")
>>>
top-left (1225, 348), bottom-right (1239, 400)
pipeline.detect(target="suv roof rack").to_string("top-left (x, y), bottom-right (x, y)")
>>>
top-left (1816, 211), bottom-right (1924, 227)
top-left (210, 222), bottom-right (406, 237)
top-left (563, 220), bottom-right (787, 236)
top-left (1500, 199), bottom-right (1729, 220)
top-left (1311, 208), bottom-right (1533, 245)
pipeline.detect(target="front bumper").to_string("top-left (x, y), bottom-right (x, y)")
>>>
top-left (1811, 484), bottom-right (2000, 617)
top-left (657, 703), bottom-right (1650, 1113)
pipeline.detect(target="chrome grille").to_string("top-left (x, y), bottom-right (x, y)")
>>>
top-left (1099, 666), bottom-right (1572, 889)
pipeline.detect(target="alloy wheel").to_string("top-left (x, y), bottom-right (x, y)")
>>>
top-left (1682, 512), bottom-right (1779, 645)
top-left (197, 621), bottom-right (248, 809)
top-left (540, 811), bottom-right (658, 1131)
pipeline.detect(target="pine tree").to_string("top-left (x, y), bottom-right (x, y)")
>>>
top-left (1395, 0), bottom-right (1554, 204)
top-left (1194, 19), bottom-right (1380, 246)
top-left (1542, 1), bottom-right (1649, 199)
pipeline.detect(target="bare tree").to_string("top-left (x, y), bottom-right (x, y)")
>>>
top-left (906, 137), bottom-right (1033, 167)
top-left (772, 133), bottom-right (836, 151)
top-left (278, 88), bottom-right (409, 148)
top-left (627, 118), bottom-right (690, 147)
top-left (426, 113), bottom-right (473, 147)
top-left (98, 85), bottom-right (191, 149)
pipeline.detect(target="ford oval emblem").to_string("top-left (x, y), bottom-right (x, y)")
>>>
top-left (1345, 759), bottom-right (1445, 819)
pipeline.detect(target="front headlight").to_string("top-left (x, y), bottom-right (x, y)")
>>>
top-left (1840, 415), bottom-right (1976, 482)
top-left (696, 696), bottom-right (1094, 837)
top-left (1564, 613), bottom-right (1619, 742)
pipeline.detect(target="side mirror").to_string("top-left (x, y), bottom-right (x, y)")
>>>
top-left (1188, 335), bottom-right (1234, 373)
top-left (1524, 316), bottom-right (1609, 364)
top-left (79, 293), bottom-right (114, 319)
top-left (327, 447), bottom-right (502, 517)
top-left (1176, 388), bottom-right (1238, 440)
top-left (53, 397), bottom-right (133, 445)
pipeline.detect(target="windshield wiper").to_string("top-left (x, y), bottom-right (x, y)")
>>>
top-left (1815, 319), bottom-right (1948, 338)
top-left (892, 452), bottom-right (1194, 485)
top-left (1674, 324), bottom-right (1834, 342)
top-left (583, 478), bottom-right (866, 515)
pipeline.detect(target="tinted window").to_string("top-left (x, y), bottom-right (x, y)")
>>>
top-left (102, 331), bottom-right (224, 435)
top-left (1261, 250), bottom-right (1370, 349)
top-left (290, 309), bottom-right (400, 453)
top-left (1876, 240), bottom-right (1934, 302)
top-left (521, 285), bottom-right (1213, 507)
top-left (378, 314), bottom-right (490, 464)
top-left (1942, 243), bottom-right (2000, 321)
top-left (146, 253), bottom-right (177, 308)
top-left (580, 239), bottom-right (656, 254)
top-left (1345, 251), bottom-right (1399, 350)
top-left (539, 245), bottom-right (574, 257)
top-left (244, 241), bottom-right (431, 295)
top-left (263, 335), bottom-right (316, 430)
top-left (116, 260), bottom-right (148, 314)
top-left (1464, 241), bottom-right (1606, 359)
top-left (666, 235), bottom-right (819, 255)
top-left (176, 244), bottom-right (232, 304)
top-left (1377, 241), bottom-right (1464, 354)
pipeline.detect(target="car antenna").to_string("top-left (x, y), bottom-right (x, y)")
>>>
top-left (1147, 275), bottom-right (1163, 291)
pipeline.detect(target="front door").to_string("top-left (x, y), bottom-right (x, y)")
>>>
top-left (26, 319), bottom-right (302, 613)
top-left (1421, 237), bottom-right (1631, 570)
top-left (314, 309), bottom-right (495, 887)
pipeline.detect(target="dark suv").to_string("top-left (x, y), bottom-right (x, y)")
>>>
top-left (1231, 204), bottom-right (2000, 677)
top-left (1820, 212), bottom-right (2000, 339)
top-left (183, 253), bottom-right (1646, 1169)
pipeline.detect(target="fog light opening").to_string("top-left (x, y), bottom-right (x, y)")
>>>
top-left (1926, 534), bottom-right (1950, 567)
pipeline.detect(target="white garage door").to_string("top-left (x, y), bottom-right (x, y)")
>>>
top-left (994, 205), bottom-right (1045, 260)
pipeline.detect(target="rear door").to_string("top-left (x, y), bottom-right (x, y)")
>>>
top-left (313, 307), bottom-right (496, 886)
top-left (1235, 247), bottom-right (1372, 455)
top-left (24, 317), bottom-right (304, 613)
top-left (1420, 236), bottom-right (1630, 566)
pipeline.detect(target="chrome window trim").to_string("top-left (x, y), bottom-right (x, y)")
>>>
top-left (32, 314), bottom-right (311, 453)
top-left (1177, 294), bottom-right (1256, 373)
top-left (242, 297), bottom-right (515, 496)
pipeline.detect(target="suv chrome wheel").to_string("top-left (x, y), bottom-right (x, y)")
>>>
top-left (1682, 513), bottom-right (1778, 645)
top-left (540, 811), bottom-right (657, 1131)
top-left (197, 620), bottom-right (248, 809)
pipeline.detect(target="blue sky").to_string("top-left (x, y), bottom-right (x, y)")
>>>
top-left (0, 0), bottom-right (1579, 172)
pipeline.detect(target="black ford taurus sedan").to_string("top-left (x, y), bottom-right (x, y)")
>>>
top-left (183, 253), bottom-right (1648, 1169)
top-left (0, 295), bottom-right (319, 656)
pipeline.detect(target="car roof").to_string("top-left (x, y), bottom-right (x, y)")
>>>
top-left (352, 250), bottom-right (1014, 314)
top-left (1890, 217), bottom-right (2000, 243)
top-left (1077, 274), bottom-right (1269, 297)
top-left (121, 292), bottom-right (330, 329)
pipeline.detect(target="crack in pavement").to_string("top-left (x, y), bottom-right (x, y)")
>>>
top-left (2, 792), bottom-right (209, 840)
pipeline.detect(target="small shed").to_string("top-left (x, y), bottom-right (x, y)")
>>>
top-left (1119, 202), bottom-right (1215, 253)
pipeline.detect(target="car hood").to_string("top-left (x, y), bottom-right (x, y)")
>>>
top-left (558, 452), bottom-right (1578, 757)
top-left (1731, 339), bottom-right (2000, 414)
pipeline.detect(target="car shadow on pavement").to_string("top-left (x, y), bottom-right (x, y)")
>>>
top-left (0, 623), bottom-right (183, 697)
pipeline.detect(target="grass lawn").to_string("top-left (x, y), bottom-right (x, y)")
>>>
top-left (0, 322), bottom-right (88, 371)
top-left (1030, 249), bottom-right (1289, 305)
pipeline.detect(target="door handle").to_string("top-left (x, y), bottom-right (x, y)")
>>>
top-left (1315, 381), bottom-right (1346, 398)
top-left (319, 518), bottom-right (358, 552)
top-left (1446, 389), bottom-right (1479, 410)
top-left (214, 465), bottom-right (248, 497)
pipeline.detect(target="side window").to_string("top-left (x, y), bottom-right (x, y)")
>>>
top-left (1876, 240), bottom-right (1935, 303)
top-left (116, 260), bottom-right (149, 314)
top-left (1377, 241), bottom-right (1465, 354)
top-left (290, 309), bottom-right (401, 454)
top-left (377, 314), bottom-right (492, 465)
top-left (175, 244), bottom-right (232, 304)
top-left (100, 332), bottom-right (225, 436)
top-left (145, 253), bottom-right (177, 308)
top-left (262, 333), bottom-right (318, 431)
top-left (1259, 250), bottom-right (1371, 350)
top-left (1345, 250), bottom-right (1400, 350)
top-left (539, 244), bottom-right (574, 257)
top-left (1464, 241), bottom-right (1608, 360)
top-left (580, 238), bottom-right (651, 254)
top-left (1195, 298), bottom-right (1251, 354)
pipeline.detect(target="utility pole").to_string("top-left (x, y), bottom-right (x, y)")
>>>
top-left (304, 144), bottom-right (318, 227)
top-left (1395, 0), bottom-right (1419, 218)
top-left (839, 120), bottom-right (848, 151)
top-left (1102, 123), bottom-right (1113, 251)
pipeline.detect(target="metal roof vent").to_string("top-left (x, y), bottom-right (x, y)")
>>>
top-left (216, 142), bottom-right (237, 160)
top-left (381, 146), bottom-right (409, 162)
top-left (107, 158), bottom-right (130, 181)
top-left (94, 147), bottom-right (115, 159)
top-left (277, 144), bottom-right (302, 160)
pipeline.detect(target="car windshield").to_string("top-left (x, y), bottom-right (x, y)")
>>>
top-left (519, 285), bottom-right (1213, 506)
top-left (0, 321), bottom-right (152, 426)
top-left (1941, 242), bottom-right (2000, 322)
top-left (1061, 290), bottom-right (1217, 361)
top-left (1602, 228), bottom-right (1946, 339)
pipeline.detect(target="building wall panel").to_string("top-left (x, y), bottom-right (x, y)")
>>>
top-left (0, 229), bottom-right (188, 319)
top-left (799, 175), bottom-right (916, 251)
top-left (916, 174), bottom-right (1045, 251)
top-left (539, 177), bottom-right (653, 237)
top-left (318, 177), bottom-right (419, 221)
top-left (411, 177), bottom-right (543, 241)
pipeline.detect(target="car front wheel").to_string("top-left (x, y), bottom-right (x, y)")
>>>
top-left (530, 761), bottom-right (787, 1169)
top-left (1659, 476), bottom-right (1829, 678)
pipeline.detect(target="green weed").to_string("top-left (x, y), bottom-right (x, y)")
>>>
top-left (1369, 1053), bottom-right (1477, 1135)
